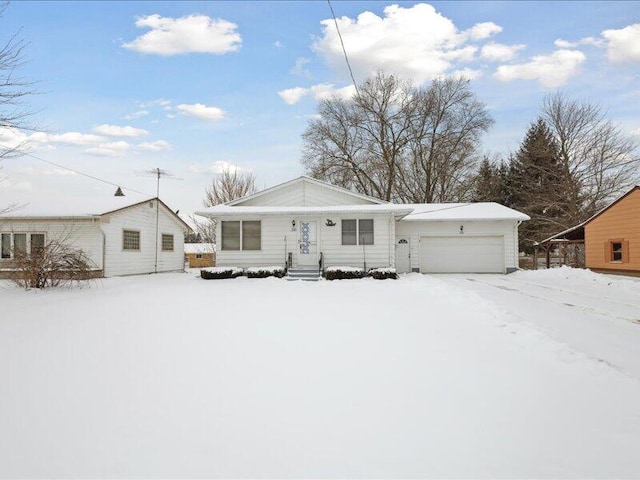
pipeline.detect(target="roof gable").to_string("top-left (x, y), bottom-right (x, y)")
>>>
top-left (228, 176), bottom-right (385, 207)
top-left (584, 186), bottom-right (640, 226)
top-left (101, 198), bottom-right (193, 232)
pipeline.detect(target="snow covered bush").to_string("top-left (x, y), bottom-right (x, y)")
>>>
top-left (246, 266), bottom-right (286, 278)
top-left (369, 267), bottom-right (397, 280)
top-left (325, 266), bottom-right (367, 280)
top-left (200, 267), bottom-right (244, 280)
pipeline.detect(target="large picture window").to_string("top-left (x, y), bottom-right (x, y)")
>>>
top-left (0, 232), bottom-right (46, 259)
top-left (221, 221), bottom-right (261, 251)
top-left (341, 219), bottom-right (374, 246)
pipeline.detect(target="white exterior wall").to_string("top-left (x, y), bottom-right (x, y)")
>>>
top-left (395, 220), bottom-right (520, 272)
top-left (237, 181), bottom-right (376, 207)
top-left (215, 213), bottom-right (396, 270)
top-left (0, 219), bottom-right (104, 270)
top-left (100, 200), bottom-right (186, 277)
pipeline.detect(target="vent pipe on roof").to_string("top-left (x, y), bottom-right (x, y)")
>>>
top-left (114, 187), bottom-right (125, 196)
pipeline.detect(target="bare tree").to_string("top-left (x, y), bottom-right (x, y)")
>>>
top-left (1, 4), bottom-right (35, 161)
top-left (541, 92), bottom-right (639, 219)
top-left (301, 72), bottom-right (492, 202)
top-left (203, 168), bottom-right (257, 207)
top-left (193, 168), bottom-right (257, 244)
top-left (10, 233), bottom-right (97, 289)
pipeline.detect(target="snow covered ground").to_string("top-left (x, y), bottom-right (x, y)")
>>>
top-left (1, 268), bottom-right (639, 478)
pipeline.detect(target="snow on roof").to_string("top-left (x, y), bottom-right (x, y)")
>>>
top-left (1, 192), bottom-right (154, 218)
top-left (197, 202), bottom-right (529, 221)
top-left (184, 243), bottom-right (216, 254)
top-left (196, 204), bottom-right (414, 217)
top-left (401, 203), bottom-right (530, 221)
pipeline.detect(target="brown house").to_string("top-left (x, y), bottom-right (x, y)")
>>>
top-left (584, 186), bottom-right (640, 275)
top-left (184, 243), bottom-right (216, 268)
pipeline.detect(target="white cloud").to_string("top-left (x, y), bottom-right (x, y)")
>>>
top-left (481, 42), bottom-right (525, 62)
top-left (188, 161), bottom-right (249, 174)
top-left (602, 23), bottom-right (640, 63)
top-left (14, 166), bottom-right (77, 177)
top-left (85, 141), bottom-right (131, 157)
top-left (30, 132), bottom-right (106, 146)
top-left (122, 14), bottom-right (242, 56)
top-left (93, 124), bottom-right (149, 137)
top-left (494, 49), bottom-right (586, 88)
top-left (124, 110), bottom-right (149, 120)
top-left (554, 37), bottom-right (603, 49)
top-left (176, 103), bottom-right (226, 120)
top-left (451, 68), bottom-right (483, 81)
top-left (136, 140), bottom-right (172, 152)
top-left (312, 3), bottom-right (502, 84)
top-left (278, 84), bottom-right (356, 105)
top-left (290, 57), bottom-right (312, 77)
top-left (274, 40), bottom-right (283, 48)
top-left (464, 22), bottom-right (502, 41)
top-left (0, 127), bottom-right (30, 151)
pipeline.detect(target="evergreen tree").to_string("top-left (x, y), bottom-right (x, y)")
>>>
top-left (509, 118), bottom-right (576, 252)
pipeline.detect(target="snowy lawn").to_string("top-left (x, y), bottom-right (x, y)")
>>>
top-left (1, 269), bottom-right (640, 478)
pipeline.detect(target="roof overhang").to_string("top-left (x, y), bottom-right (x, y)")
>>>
top-left (196, 204), bottom-right (413, 219)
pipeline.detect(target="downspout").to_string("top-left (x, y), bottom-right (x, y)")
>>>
top-left (101, 229), bottom-right (106, 278)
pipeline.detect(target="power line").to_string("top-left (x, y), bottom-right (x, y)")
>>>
top-left (327, 0), bottom-right (360, 96)
top-left (0, 143), bottom-right (153, 197)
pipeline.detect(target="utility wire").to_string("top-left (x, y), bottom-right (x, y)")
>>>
top-left (327, 0), bottom-right (360, 96)
top-left (0, 143), bottom-right (153, 197)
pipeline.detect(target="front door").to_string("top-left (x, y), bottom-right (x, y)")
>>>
top-left (298, 220), bottom-right (318, 266)
top-left (396, 237), bottom-right (411, 273)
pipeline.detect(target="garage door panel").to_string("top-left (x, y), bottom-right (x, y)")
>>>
top-left (420, 236), bottom-right (504, 273)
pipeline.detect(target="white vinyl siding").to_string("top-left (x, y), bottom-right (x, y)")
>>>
top-left (101, 200), bottom-right (186, 276)
top-left (123, 230), bottom-right (140, 251)
top-left (0, 220), bottom-right (103, 270)
top-left (395, 220), bottom-right (520, 272)
top-left (161, 234), bottom-right (174, 252)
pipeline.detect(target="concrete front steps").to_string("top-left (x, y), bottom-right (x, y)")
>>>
top-left (286, 267), bottom-right (322, 281)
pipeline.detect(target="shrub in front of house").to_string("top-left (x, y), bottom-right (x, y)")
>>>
top-left (201, 267), bottom-right (244, 280)
top-left (369, 267), bottom-right (398, 280)
top-left (324, 266), bottom-right (367, 280)
top-left (246, 266), bottom-right (286, 278)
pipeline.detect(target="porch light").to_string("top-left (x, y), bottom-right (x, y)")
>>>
top-left (460, 225), bottom-right (464, 234)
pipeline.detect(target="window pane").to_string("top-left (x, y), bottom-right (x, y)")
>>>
top-left (162, 234), bottom-right (174, 251)
top-left (359, 219), bottom-right (374, 245)
top-left (14, 234), bottom-right (26, 255)
top-left (30, 234), bottom-right (45, 256)
top-left (342, 219), bottom-right (357, 245)
top-left (221, 221), bottom-right (240, 251)
top-left (1, 233), bottom-right (10, 259)
top-left (612, 242), bottom-right (623, 261)
top-left (242, 221), bottom-right (261, 251)
top-left (123, 230), bottom-right (140, 250)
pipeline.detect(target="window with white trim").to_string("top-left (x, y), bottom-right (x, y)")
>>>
top-left (0, 233), bottom-right (46, 259)
top-left (161, 234), bottom-right (174, 251)
top-left (341, 219), bottom-right (374, 245)
top-left (123, 230), bottom-right (140, 251)
top-left (221, 221), bottom-right (261, 251)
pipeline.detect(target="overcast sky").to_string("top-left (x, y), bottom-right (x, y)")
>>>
top-left (0, 1), bottom-right (639, 218)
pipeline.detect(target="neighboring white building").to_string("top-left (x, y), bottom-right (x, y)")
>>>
top-left (0, 196), bottom-right (192, 278)
top-left (196, 176), bottom-right (530, 274)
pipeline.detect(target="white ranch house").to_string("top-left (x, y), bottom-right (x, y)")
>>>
top-left (196, 176), bottom-right (530, 274)
top-left (0, 196), bottom-right (191, 278)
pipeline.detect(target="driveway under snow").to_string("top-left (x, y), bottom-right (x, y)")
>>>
top-left (1, 269), bottom-right (639, 478)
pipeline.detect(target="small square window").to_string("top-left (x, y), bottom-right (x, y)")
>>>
top-left (123, 230), bottom-right (140, 251)
top-left (161, 234), bottom-right (174, 251)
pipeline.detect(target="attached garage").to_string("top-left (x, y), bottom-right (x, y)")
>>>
top-left (395, 203), bottom-right (530, 274)
top-left (419, 236), bottom-right (505, 273)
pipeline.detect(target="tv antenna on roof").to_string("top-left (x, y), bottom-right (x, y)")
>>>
top-left (135, 167), bottom-right (183, 274)
top-left (136, 167), bottom-right (182, 199)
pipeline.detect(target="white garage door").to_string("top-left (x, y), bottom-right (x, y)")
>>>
top-left (420, 236), bottom-right (505, 273)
